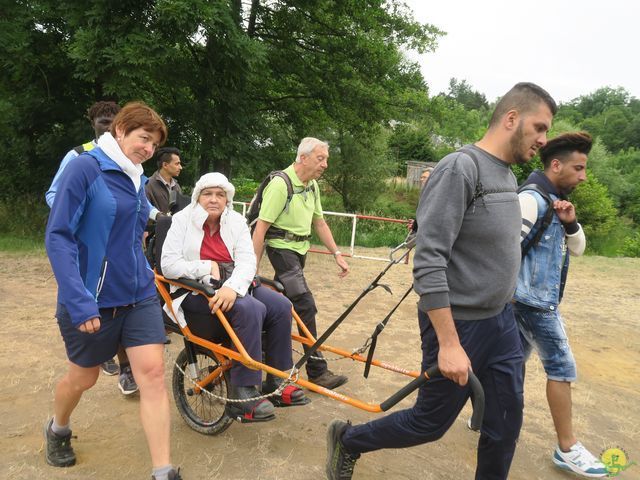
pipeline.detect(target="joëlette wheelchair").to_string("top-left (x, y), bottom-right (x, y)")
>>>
top-left (148, 216), bottom-right (485, 436)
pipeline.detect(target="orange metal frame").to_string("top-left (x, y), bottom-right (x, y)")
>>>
top-left (156, 273), bottom-right (423, 413)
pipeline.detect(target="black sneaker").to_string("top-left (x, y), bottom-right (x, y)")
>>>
top-left (118, 365), bottom-right (139, 395)
top-left (326, 419), bottom-right (360, 480)
top-left (43, 418), bottom-right (76, 467)
top-left (101, 358), bottom-right (119, 376)
top-left (310, 370), bottom-right (348, 390)
top-left (151, 467), bottom-right (182, 480)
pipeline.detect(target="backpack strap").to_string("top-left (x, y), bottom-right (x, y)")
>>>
top-left (458, 147), bottom-right (484, 209)
top-left (518, 184), bottom-right (555, 257)
top-left (270, 171), bottom-right (294, 213)
top-left (73, 141), bottom-right (95, 155)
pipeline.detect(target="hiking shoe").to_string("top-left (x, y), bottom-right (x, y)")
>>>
top-left (552, 442), bottom-right (608, 477)
top-left (151, 467), bottom-right (182, 480)
top-left (226, 385), bottom-right (275, 423)
top-left (118, 365), bottom-right (139, 395)
top-left (101, 358), bottom-right (119, 376)
top-left (326, 420), bottom-right (360, 480)
top-left (310, 370), bottom-right (348, 390)
top-left (43, 418), bottom-right (76, 467)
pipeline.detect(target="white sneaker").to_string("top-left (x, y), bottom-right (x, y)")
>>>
top-left (552, 442), bottom-right (608, 477)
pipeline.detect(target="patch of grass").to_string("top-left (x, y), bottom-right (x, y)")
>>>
top-left (0, 235), bottom-right (45, 253)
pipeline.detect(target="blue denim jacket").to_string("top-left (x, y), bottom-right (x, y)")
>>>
top-left (514, 189), bottom-right (569, 310)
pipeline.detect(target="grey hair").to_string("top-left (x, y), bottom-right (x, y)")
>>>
top-left (296, 137), bottom-right (329, 163)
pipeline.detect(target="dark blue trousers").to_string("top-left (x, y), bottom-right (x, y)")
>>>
top-left (182, 286), bottom-right (294, 386)
top-left (342, 304), bottom-right (524, 480)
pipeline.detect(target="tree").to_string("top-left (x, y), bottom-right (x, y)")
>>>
top-left (322, 127), bottom-right (395, 212)
top-left (0, 0), bottom-right (443, 201)
top-left (445, 78), bottom-right (488, 111)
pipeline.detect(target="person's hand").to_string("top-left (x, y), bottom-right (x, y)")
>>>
top-left (208, 286), bottom-right (237, 313)
top-left (437, 343), bottom-right (471, 386)
top-left (335, 254), bottom-right (349, 278)
top-left (407, 219), bottom-right (415, 232)
top-left (78, 317), bottom-right (101, 334)
top-left (553, 200), bottom-right (576, 223)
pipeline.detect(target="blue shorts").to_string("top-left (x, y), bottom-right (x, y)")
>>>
top-left (514, 302), bottom-right (577, 382)
top-left (56, 295), bottom-right (167, 368)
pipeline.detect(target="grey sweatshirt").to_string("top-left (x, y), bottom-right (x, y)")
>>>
top-left (413, 145), bottom-right (521, 320)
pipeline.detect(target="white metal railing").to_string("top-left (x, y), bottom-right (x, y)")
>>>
top-left (233, 201), bottom-right (410, 263)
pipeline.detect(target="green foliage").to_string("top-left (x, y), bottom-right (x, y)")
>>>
top-left (322, 128), bottom-right (396, 212)
top-left (570, 174), bottom-right (617, 243)
top-left (388, 122), bottom-right (437, 170)
top-left (233, 177), bottom-right (261, 203)
top-left (0, 0), bottom-right (443, 197)
top-left (445, 78), bottom-right (488, 111)
top-left (0, 195), bottom-right (49, 237)
top-left (558, 87), bottom-right (640, 153)
top-left (620, 231), bottom-right (640, 257)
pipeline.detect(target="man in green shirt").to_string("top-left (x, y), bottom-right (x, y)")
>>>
top-left (252, 137), bottom-right (349, 390)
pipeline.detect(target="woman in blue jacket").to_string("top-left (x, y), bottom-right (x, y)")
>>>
top-left (44, 102), bottom-right (181, 480)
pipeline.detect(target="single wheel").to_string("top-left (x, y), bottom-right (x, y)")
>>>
top-left (172, 346), bottom-right (233, 435)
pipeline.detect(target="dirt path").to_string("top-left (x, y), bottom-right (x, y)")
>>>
top-left (0, 250), bottom-right (638, 479)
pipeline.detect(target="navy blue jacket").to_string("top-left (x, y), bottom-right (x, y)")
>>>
top-left (45, 148), bottom-right (156, 327)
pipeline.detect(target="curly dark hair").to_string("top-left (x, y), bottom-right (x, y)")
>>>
top-left (86, 101), bottom-right (121, 121)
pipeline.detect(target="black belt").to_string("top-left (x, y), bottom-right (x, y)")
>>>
top-left (266, 227), bottom-right (311, 242)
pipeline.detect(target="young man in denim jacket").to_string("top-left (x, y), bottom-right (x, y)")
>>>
top-left (515, 131), bottom-right (607, 477)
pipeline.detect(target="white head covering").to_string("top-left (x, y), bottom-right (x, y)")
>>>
top-left (191, 172), bottom-right (235, 206)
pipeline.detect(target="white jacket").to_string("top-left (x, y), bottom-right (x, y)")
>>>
top-left (161, 202), bottom-right (256, 326)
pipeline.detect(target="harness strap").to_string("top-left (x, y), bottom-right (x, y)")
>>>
top-left (363, 283), bottom-right (414, 378)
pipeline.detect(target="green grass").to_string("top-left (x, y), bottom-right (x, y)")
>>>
top-left (0, 235), bottom-right (45, 252)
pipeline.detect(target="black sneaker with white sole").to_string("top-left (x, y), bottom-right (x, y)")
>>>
top-left (43, 418), bottom-right (76, 467)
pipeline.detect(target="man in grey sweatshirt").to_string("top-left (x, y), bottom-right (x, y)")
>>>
top-left (326, 83), bottom-right (557, 480)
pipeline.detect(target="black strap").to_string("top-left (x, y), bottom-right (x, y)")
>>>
top-left (294, 246), bottom-right (412, 372)
top-left (518, 184), bottom-right (555, 257)
top-left (265, 226), bottom-right (311, 242)
top-left (459, 147), bottom-right (515, 210)
top-left (363, 283), bottom-right (414, 378)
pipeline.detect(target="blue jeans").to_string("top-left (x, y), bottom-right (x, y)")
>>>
top-left (514, 302), bottom-right (577, 382)
top-left (341, 304), bottom-right (524, 480)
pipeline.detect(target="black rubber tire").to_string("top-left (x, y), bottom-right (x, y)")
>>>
top-left (172, 346), bottom-right (233, 435)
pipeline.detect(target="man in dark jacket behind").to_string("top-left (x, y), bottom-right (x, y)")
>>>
top-left (146, 147), bottom-right (183, 214)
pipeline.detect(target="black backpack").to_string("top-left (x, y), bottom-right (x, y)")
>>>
top-left (246, 171), bottom-right (294, 233)
top-left (517, 183), bottom-right (555, 257)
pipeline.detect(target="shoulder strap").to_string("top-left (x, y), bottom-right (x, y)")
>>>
top-left (518, 184), bottom-right (555, 256)
top-left (73, 141), bottom-right (95, 155)
top-left (458, 147), bottom-right (484, 209)
top-left (270, 171), bottom-right (294, 212)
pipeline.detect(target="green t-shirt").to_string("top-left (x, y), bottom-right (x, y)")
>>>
top-left (258, 164), bottom-right (323, 254)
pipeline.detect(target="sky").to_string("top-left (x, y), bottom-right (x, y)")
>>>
top-left (403, 0), bottom-right (640, 104)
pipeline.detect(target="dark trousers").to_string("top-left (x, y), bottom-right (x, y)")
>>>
top-left (182, 286), bottom-right (293, 386)
top-left (266, 246), bottom-right (327, 378)
top-left (342, 304), bottom-right (524, 480)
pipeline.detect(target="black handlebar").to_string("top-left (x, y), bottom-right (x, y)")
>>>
top-left (380, 366), bottom-right (485, 431)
